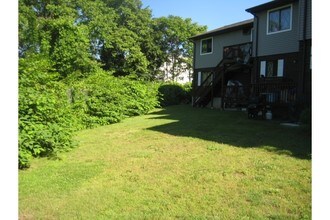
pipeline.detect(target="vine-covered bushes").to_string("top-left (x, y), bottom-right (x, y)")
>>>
top-left (158, 82), bottom-right (192, 107)
top-left (70, 72), bottom-right (160, 128)
top-left (19, 64), bottom-right (160, 169)
top-left (19, 56), bottom-right (77, 168)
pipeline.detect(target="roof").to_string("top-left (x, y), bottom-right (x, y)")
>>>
top-left (246, 0), bottom-right (296, 14)
top-left (189, 19), bottom-right (254, 41)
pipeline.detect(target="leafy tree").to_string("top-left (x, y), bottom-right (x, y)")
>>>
top-left (19, 0), bottom-right (99, 78)
top-left (18, 0), bottom-right (207, 169)
top-left (97, 0), bottom-right (156, 79)
top-left (153, 16), bottom-right (207, 81)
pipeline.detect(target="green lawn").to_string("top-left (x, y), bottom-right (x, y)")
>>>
top-left (19, 105), bottom-right (311, 219)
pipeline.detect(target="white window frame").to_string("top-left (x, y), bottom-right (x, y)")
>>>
top-left (260, 59), bottom-right (285, 77)
top-left (277, 59), bottom-right (284, 77)
top-left (260, 61), bottom-right (266, 77)
top-left (200, 37), bottom-right (213, 55)
top-left (197, 71), bottom-right (202, 86)
top-left (267, 4), bottom-right (293, 35)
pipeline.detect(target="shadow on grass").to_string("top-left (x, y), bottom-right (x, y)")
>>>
top-left (147, 105), bottom-right (311, 160)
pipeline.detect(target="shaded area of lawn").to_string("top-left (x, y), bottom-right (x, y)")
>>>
top-left (148, 105), bottom-right (311, 160)
top-left (19, 104), bottom-right (311, 219)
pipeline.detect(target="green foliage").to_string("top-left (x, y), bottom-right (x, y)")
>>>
top-left (19, 60), bottom-right (160, 168)
top-left (19, 0), bottom-right (206, 80)
top-left (158, 82), bottom-right (192, 107)
top-left (19, 55), bottom-right (78, 168)
top-left (71, 71), bottom-right (160, 128)
top-left (18, 0), bottom-right (204, 169)
top-left (18, 148), bottom-right (32, 169)
top-left (154, 16), bottom-right (207, 80)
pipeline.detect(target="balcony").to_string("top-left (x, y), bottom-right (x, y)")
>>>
top-left (223, 81), bottom-right (297, 109)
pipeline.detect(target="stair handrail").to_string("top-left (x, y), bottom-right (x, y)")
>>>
top-left (194, 58), bottom-right (226, 95)
top-left (193, 58), bottom-right (238, 107)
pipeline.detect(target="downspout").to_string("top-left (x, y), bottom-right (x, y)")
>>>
top-left (301, 0), bottom-right (308, 102)
top-left (254, 14), bottom-right (259, 84)
top-left (254, 14), bottom-right (259, 59)
top-left (248, 12), bottom-right (259, 98)
top-left (246, 10), bottom-right (259, 84)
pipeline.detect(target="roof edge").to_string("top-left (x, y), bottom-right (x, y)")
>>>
top-left (246, 0), bottom-right (296, 14)
top-left (190, 18), bottom-right (254, 41)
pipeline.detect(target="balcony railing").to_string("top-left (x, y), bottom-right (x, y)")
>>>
top-left (223, 43), bottom-right (252, 64)
top-left (223, 81), bottom-right (297, 108)
top-left (251, 82), bottom-right (297, 104)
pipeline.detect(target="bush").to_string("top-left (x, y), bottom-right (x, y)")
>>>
top-left (19, 58), bottom-right (160, 169)
top-left (158, 82), bottom-right (192, 107)
top-left (70, 71), bottom-right (160, 128)
top-left (19, 56), bottom-right (77, 168)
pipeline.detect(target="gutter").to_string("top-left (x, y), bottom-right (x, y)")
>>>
top-left (254, 14), bottom-right (259, 58)
top-left (245, 10), bottom-right (259, 83)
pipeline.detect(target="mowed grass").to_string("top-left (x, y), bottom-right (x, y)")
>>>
top-left (19, 105), bottom-right (311, 219)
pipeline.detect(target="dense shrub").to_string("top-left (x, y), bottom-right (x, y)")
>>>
top-left (19, 56), bottom-right (77, 168)
top-left (70, 72), bottom-right (159, 128)
top-left (72, 71), bottom-right (160, 126)
top-left (19, 57), bottom-right (160, 169)
top-left (158, 82), bottom-right (192, 107)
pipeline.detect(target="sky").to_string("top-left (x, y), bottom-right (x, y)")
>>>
top-left (141, 0), bottom-right (270, 31)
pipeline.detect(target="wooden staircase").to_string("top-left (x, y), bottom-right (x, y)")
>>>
top-left (192, 59), bottom-right (237, 107)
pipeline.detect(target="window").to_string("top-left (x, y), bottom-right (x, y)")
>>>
top-left (260, 59), bottom-right (284, 77)
top-left (201, 38), bottom-right (213, 54)
top-left (277, 59), bottom-right (284, 76)
top-left (197, 72), bottom-right (202, 86)
top-left (197, 71), bottom-right (212, 86)
top-left (266, 61), bottom-right (274, 77)
top-left (268, 5), bottom-right (292, 34)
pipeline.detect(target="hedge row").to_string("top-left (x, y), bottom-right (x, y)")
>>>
top-left (69, 72), bottom-right (160, 128)
top-left (19, 59), bottom-right (161, 168)
top-left (158, 82), bottom-right (192, 107)
top-left (19, 57), bottom-right (192, 169)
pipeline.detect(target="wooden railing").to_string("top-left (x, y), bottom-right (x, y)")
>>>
top-left (251, 82), bottom-right (297, 104)
top-left (222, 82), bottom-right (297, 108)
top-left (223, 43), bottom-right (252, 64)
top-left (192, 58), bottom-right (229, 107)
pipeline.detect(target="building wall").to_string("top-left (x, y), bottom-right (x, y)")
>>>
top-left (298, 0), bottom-right (311, 40)
top-left (159, 61), bottom-right (192, 84)
top-left (250, 0), bottom-right (311, 100)
top-left (194, 29), bottom-right (252, 69)
top-left (253, 1), bottom-right (300, 57)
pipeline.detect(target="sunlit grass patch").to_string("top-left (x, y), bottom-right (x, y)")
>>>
top-left (19, 105), bottom-right (311, 219)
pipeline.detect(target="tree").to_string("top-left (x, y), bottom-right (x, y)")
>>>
top-left (87, 0), bottom-right (159, 79)
top-left (19, 0), bottom-right (206, 81)
top-left (19, 0), bottom-right (100, 78)
top-left (153, 16), bottom-right (207, 82)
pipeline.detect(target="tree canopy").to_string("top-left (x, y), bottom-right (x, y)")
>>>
top-left (18, 0), bottom-right (207, 168)
top-left (154, 15), bottom-right (207, 81)
top-left (19, 0), bottom-right (207, 80)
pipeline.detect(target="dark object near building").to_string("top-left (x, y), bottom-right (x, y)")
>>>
top-left (247, 95), bottom-right (267, 119)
